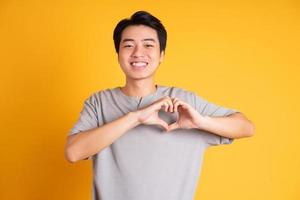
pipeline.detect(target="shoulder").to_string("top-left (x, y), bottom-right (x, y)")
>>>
top-left (84, 87), bottom-right (116, 105)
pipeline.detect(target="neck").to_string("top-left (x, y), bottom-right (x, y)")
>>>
top-left (120, 78), bottom-right (157, 97)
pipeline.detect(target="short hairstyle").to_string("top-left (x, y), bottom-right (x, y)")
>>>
top-left (113, 10), bottom-right (167, 54)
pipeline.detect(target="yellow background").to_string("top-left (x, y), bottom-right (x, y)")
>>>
top-left (0, 0), bottom-right (299, 199)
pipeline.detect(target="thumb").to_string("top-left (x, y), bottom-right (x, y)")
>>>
top-left (167, 122), bottom-right (179, 132)
top-left (156, 118), bottom-right (169, 132)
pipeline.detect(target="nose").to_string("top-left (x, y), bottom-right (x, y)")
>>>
top-left (131, 45), bottom-right (144, 58)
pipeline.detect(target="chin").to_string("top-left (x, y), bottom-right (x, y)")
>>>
top-left (126, 73), bottom-right (154, 81)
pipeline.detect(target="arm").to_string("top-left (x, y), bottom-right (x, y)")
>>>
top-left (65, 97), bottom-right (173, 163)
top-left (65, 112), bottom-right (140, 163)
top-left (167, 98), bottom-right (255, 139)
top-left (197, 112), bottom-right (255, 139)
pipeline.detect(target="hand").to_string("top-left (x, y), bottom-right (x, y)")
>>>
top-left (135, 96), bottom-right (174, 131)
top-left (135, 96), bottom-right (204, 132)
top-left (166, 98), bottom-right (203, 132)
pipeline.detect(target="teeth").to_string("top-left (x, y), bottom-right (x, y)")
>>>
top-left (131, 62), bottom-right (147, 67)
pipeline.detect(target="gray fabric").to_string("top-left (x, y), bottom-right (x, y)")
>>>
top-left (68, 85), bottom-right (239, 200)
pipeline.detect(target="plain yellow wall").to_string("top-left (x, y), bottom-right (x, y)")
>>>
top-left (0, 0), bottom-right (299, 199)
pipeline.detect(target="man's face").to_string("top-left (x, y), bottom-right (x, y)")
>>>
top-left (118, 25), bottom-right (164, 81)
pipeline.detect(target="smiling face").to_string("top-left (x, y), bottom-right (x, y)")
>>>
top-left (117, 25), bottom-right (164, 81)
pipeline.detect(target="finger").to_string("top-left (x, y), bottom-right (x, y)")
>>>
top-left (157, 118), bottom-right (169, 131)
top-left (173, 100), bottom-right (182, 113)
top-left (171, 98), bottom-right (177, 110)
top-left (167, 99), bottom-right (174, 112)
top-left (162, 98), bottom-right (173, 112)
top-left (162, 102), bottom-right (168, 112)
top-left (165, 101), bottom-right (170, 112)
top-left (179, 102), bottom-right (190, 110)
top-left (174, 99), bottom-right (190, 112)
top-left (160, 102), bottom-right (169, 112)
top-left (172, 98), bottom-right (183, 112)
top-left (168, 122), bottom-right (179, 132)
top-left (154, 96), bottom-right (170, 111)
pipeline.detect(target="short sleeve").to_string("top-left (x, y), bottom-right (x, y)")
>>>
top-left (69, 94), bottom-right (99, 136)
top-left (192, 92), bottom-right (240, 147)
top-left (68, 94), bottom-right (100, 160)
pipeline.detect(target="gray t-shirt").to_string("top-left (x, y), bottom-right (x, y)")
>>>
top-left (68, 84), bottom-right (239, 200)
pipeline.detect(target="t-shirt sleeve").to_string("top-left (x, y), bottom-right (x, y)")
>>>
top-left (69, 94), bottom-right (99, 136)
top-left (68, 94), bottom-right (100, 160)
top-left (192, 92), bottom-right (240, 147)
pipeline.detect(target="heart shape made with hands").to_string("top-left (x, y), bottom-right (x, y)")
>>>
top-left (157, 97), bottom-right (203, 132)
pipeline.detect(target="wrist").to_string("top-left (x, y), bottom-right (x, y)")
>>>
top-left (196, 115), bottom-right (210, 130)
top-left (127, 111), bottom-right (142, 127)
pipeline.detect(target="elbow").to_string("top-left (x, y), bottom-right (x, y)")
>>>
top-left (236, 113), bottom-right (255, 138)
top-left (231, 113), bottom-right (255, 138)
top-left (64, 134), bottom-right (81, 163)
top-left (65, 145), bottom-right (79, 164)
top-left (244, 121), bottom-right (255, 137)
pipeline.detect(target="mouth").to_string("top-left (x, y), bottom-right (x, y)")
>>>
top-left (130, 61), bottom-right (148, 68)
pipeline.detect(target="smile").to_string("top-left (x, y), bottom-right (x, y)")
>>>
top-left (130, 62), bottom-right (148, 67)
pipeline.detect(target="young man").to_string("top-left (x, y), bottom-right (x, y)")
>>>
top-left (65, 11), bottom-right (254, 200)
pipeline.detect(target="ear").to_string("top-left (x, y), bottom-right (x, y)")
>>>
top-left (159, 51), bottom-right (165, 63)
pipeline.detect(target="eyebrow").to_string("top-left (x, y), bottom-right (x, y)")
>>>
top-left (122, 38), bottom-right (156, 43)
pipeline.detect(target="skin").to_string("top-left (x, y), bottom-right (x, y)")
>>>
top-left (64, 24), bottom-right (255, 163)
top-left (118, 25), bottom-right (255, 137)
top-left (117, 24), bottom-right (164, 97)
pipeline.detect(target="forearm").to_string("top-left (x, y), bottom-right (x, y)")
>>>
top-left (65, 112), bottom-right (140, 163)
top-left (197, 113), bottom-right (255, 139)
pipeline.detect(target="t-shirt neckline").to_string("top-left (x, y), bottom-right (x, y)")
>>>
top-left (116, 84), bottom-right (162, 102)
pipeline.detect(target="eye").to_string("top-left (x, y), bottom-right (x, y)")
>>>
top-left (145, 44), bottom-right (154, 48)
top-left (123, 44), bottom-right (133, 48)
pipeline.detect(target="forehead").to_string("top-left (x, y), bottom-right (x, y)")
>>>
top-left (121, 25), bottom-right (158, 42)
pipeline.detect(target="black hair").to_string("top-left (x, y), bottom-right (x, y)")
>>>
top-left (113, 10), bottom-right (167, 54)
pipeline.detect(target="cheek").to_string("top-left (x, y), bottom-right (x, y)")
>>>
top-left (118, 53), bottom-right (127, 63)
top-left (150, 52), bottom-right (162, 62)
top-left (148, 49), bottom-right (159, 57)
top-left (119, 50), bottom-right (131, 59)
